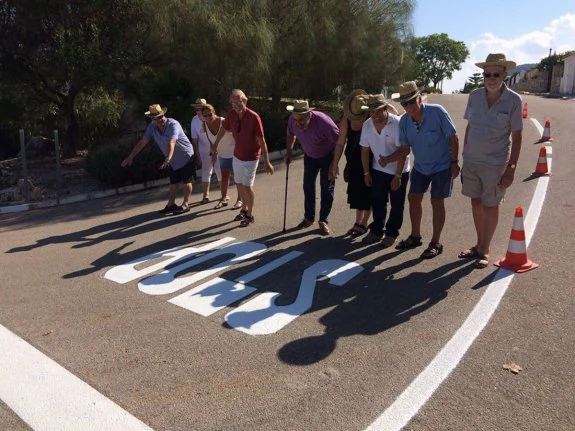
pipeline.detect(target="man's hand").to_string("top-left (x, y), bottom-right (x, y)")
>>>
top-left (160, 158), bottom-right (170, 170)
top-left (451, 163), bottom-right (461, 179)
top-left (121, 156), bottom-right (133, 167)
top-left (391, 175), bottom-right (401, 191)
top-left (329, 162), bottom-right (339, 181)
top-left (378, 155), bottom-right (388, 168)
top-left (499, 167), bottom-right (515, 188)
top-left (363, 173), bottom-right (372, 187)
top-left (285, 149), bottom-right (293, 166)
top-left (265, 160), bottom-right (274, 175)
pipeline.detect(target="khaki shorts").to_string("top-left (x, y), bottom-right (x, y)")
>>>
top-left (461, 162), bottom-right (506, 207)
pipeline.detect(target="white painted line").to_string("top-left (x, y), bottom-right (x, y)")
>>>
top-left (0, 325), bottom-right (154, 431)
top-left (366, 118), bottom-right (550, 431)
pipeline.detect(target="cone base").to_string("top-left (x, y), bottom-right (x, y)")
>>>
top-left (538, 138), bottom-right (553, 143)
top-left (532, 171), bottom-right (551, 177)
top-left (494, 257), bottom-right (539, 273)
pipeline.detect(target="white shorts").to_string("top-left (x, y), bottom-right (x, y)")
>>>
top-left (199, 149), bottom-right (222, 183)
top-left (233, 157), bottom-right (259, 187)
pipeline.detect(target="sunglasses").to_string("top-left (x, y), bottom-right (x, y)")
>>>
top-left (202, 112), bottom-right (214, 118)
top-left (400, 98), bottom-right (418, 107)
top-left (483, 72), bottom-right (502, 78)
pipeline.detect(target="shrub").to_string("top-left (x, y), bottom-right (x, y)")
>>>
top-left (86, 135), bottom-right (167, 187)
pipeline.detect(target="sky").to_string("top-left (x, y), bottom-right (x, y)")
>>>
top-left (412, 0), bottom-right (575, 93)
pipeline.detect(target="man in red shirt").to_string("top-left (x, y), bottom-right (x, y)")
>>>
top-left (211, 89), bottom-right (274, 227)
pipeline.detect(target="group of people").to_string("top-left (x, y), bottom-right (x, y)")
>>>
top-left (122, 52), bottom-right (523, 269)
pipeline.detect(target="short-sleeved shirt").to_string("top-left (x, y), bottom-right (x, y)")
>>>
top-left (287, 111), bottom-right (339, 159)
top-left (463, 83), bottom-right (523, 166)
top-left (143, 118), bottom-right (193, 170)
top-left (399, 103), bottom-right (457, 175)
top-left (199, 117), bottom-right (235, 158)
top-left (359, 114), bottom-right (411, 175)
top-left (223, 108), bottom-right (264, 161)
top-left (190, 115), bottom-right (203, 141)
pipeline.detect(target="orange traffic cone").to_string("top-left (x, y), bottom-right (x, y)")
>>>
top-left (532, 144), bottom-right (551, 176)
top-left (494, 207), bottom-right (538, 273)
top-left (539, 119), bottom-right (552, 142)
top-left (522, 102), bottom-right (528, 119)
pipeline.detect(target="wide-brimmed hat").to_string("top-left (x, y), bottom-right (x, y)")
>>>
top-left (286, 100), bottom-right (315, 114)
top-left (343, 89), bottom-right (369, 120)
top-left (191, 98), bottom-right (208, 108)
top-left (391, 81), bottom-right (422, 103)
top-left (144, 104), bottom-right (167, 118)
top-left (475, 53), bottom-right (516, 70)
top-left (361, 94), bottom-right (389, 112)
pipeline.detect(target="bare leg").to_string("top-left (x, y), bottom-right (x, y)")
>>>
top-left (181, 182), bottom-right (193, 207)
top-left (408, 193), bottom-right (424, 237)
top-left (202, 181), bottom-right (209, 199)
top-left (243, 186), bottom-right (255, 216)
top-left (167, 184), bottom-right (178, 206)
top-left (479, 205), bottom-right (499, 257)
top-left (430, 198), bottom-right (445, 244)
top-left (471, 197), bottom-right (483, 248)
top-left (220, 170), bottom-right (231, 200)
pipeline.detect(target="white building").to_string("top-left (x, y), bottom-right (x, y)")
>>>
top-left (560, 52), bottom-right (575, 95)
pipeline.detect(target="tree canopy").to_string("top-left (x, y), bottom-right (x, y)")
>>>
top-left (410, 33), bottom-right (469, 89)
top-left (0, 0), bottom-right (416, 156)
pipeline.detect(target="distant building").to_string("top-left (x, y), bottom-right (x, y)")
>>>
top-left (559, 52), bottom-right (575, 95)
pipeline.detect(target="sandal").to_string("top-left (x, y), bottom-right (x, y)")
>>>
top-left (172, 204), bottom-right (190, 215)
top-left (474, 255), bottom-right (489, 269)
top-left (420, 242), bottom-right (443, 259)
top-left (458, 246), bottom-right (480, 259)
top-left (239, 215), bottom-right (255, 227)
top-left (232, 200), bottom-right (243, 210)
top-left (201, 197), bottom-right (210, 204)
top-left (395, 235), bottom-right (423, 250)
top-left (349, 224), bottom-right (368, 237)
top-left (234, 210), bottom-right (247, 221)
top-left (214, 197), bottom-right (230, 209)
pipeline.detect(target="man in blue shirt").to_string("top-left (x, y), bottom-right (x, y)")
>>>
top-left (122, 104), bottom-right (199, 215)
top-left (382, 82), bottom-right (460, 259)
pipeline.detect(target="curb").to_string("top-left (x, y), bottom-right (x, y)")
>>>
top-left (0, 150), bottom-right (288, 214)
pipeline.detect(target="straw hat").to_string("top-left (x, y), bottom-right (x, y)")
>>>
top-left (286, 100), bottom-right (315, 114)
top-left (191, 98), bottom-right (208, 108)
top-left (391, 81), bottom-right (421, 103)
top-left (475, 53), bottom-right (516, 70)
top-left (361, 94), bottom-right (389, 112)
top-left (343, 89), bottom-right (369, 120)
top-left (144, 104), bottom-right (167, 118)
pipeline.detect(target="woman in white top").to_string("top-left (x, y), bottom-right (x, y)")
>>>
top-left (199, 104), bottom-right (241, 209)
top-left (191, 100), bottom-right (222, 204)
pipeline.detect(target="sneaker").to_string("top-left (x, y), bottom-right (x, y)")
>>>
top-left (234, 210), bottom-right (247, 221)
top-left (158, 203), bottom-right (178, 215)
top-left (361, 232), bottom-right (382, 245)
top-left (380, 235), bottom-right (396, 248)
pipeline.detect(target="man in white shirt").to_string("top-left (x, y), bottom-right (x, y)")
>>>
top-left (359, 94), bottom-right (410, 248)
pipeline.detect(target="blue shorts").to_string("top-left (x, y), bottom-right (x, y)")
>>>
top-left (219, 156), bottom-right (233, 171)
top-left (409, 168), bottom-right (452, 199)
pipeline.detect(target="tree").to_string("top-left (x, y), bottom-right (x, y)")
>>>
top-left (411, 33), bottom-right (469, 89)
top-left (0, 0), bottom-right (151, 156)
top-left (461, 72), bottom-right (483, 93)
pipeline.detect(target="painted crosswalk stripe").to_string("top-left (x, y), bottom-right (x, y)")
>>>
top-left (0, 325), bottom-right (154, 431)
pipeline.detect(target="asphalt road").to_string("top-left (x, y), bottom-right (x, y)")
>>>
top-left (1, 94), bottom-right (574, 431)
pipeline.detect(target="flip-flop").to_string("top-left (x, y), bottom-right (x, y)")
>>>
top-left (214, 198), bottom-right (230, 209)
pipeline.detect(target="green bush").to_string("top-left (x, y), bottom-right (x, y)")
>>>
top-left (86, 136), bottom-right (167, 187)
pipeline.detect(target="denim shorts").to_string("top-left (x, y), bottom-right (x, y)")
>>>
top-left (219, 156), bottom-right (233, 171)
top-left (409, 168), bottom-right (452, 199)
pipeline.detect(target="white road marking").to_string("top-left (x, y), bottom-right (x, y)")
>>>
top-left (366, 118), bottom-right (549, 431)
top-left (0, 325), bottom-right (154, 431)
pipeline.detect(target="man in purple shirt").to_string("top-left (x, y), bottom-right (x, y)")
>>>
top-left (285, 100), bottom-right (339, 235)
